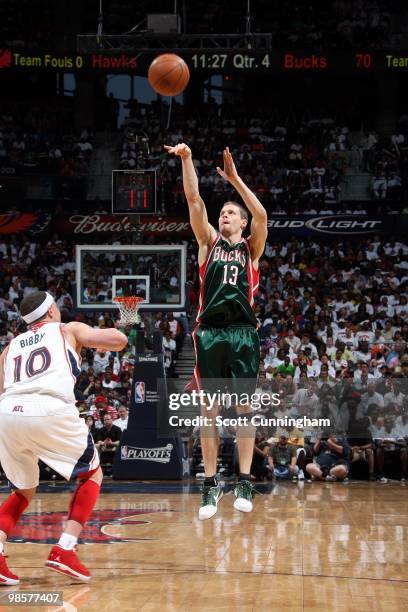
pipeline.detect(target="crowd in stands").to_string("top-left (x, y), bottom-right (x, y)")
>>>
top-left (250, 425), bottom-right (407, 484)
top-left (0, 0), bottom-right (56, 50)
top-left (369, 125), bottom-right (408, 201)
top-left (2, 92), bottom-right (407, 214)
top-left (3, 99), bottom-right (408, 212)
top-left (0, 102), bottom-right (94, 176)
top-left (120, 103), bottom-right (408, 216)
top-left (1, 229), bottom-right (408, 480)
top-left (2, 96), bottom-right (407, 213)
top-left (95, 0), bottom-right (394, 49)
top-left (122, 108), bottom-right (346, 215)
top-left (1, 0), bottom-right (397, 59)
top-left (245, 231), bottom-right (408, 482)
top-left (269, 0), bottom-right (393, 48)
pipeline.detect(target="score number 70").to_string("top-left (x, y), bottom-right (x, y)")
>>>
top-left (355, 53), bottom-right (372, 68)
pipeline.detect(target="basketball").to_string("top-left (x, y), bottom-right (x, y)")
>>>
top-left (148, 53), bottom-right (190, 97)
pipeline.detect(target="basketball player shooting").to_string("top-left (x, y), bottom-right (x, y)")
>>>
top-left (0, 291), bottom-right (127, 584)
top-left (165, 143), bottom-right (267, 520)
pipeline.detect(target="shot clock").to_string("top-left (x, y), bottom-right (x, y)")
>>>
top-left (112, 170), bottom-right (157, 215)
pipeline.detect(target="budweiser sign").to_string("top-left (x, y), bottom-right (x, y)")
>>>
top-left (54, 215), bottom-right (191, 238)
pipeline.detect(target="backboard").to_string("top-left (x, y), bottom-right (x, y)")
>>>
top-left (76, 245), bottom-right (186, 310)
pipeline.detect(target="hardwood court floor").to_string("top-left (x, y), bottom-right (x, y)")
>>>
top-left (0, 481), bottom-right (407, 611)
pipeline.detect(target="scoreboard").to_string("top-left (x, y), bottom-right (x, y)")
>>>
top-left (4, 48), bottom-right (408, 73)
top-left (112, 170), bottom-right (157, 215)
top-left (187, 51), bottom-right (408, 72)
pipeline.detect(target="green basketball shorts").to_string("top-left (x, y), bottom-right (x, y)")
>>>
top-left (188, 324), bottom-right (260, 395)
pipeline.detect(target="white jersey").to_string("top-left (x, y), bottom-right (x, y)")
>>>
top-left (2, 321), bottom-right (79, 405)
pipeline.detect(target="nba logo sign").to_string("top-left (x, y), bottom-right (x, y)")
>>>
top-left (135, 381), bottom-right (145, 403)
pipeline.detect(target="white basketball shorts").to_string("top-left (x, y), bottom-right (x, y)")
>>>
top-left (0, 397), bottom-right (99, 489)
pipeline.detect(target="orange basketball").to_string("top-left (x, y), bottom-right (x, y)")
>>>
top-left (148, 53), bottom-right (190, 97)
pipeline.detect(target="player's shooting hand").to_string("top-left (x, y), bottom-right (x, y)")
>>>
top-left (216, 147), bottom-right (239, 183)
top-left (164, 143), bottom-right (191, 159)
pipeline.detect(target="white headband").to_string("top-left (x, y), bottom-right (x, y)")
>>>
top-left (22, 292), bottom-right (54, 324)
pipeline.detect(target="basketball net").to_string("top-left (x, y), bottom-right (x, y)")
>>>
top-left (113, 296), bottom-right (143, 326)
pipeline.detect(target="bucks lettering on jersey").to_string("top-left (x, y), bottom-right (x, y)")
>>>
top-left (197, 235), bottom-right (259, 326)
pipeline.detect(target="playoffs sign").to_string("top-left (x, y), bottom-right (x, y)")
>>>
top-left (121, 444), bottom-right (173, 463)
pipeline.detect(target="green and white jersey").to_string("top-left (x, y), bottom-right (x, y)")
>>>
top-left (197, 234), bottom-right (259, 327)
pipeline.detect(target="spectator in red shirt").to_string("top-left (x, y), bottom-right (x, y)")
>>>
top-left (91, 395), bottom-right (118, 424)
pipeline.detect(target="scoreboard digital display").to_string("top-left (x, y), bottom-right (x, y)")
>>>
top-left (4, 48), bottom-right (408, 73)
top-left (187, 51), bottom-right (408, 72)
top-left (112, 170), bottom-right (157, 215)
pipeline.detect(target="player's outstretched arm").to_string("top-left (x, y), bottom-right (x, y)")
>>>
top-left (64, 322), bottom-right (128, 351)
top-left (164, 143), bottom-right (216, 246)
top-left (217, 147), bottom-right (267, 261)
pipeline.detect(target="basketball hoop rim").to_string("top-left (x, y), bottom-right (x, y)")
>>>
top-left (113, 296), bottom-right (144, 325)
top-left (112, 296), bottom-right (144, 306)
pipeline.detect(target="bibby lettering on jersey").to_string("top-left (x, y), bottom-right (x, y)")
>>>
top-left (3, 322), bottom-right (80, 405)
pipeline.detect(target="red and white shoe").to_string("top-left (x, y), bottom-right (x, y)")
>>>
top-left (45, 545), bottom-right (91, 582)
top-left (0, 552), bottom-right (20, 586)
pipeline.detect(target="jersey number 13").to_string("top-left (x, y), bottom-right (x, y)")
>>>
top-left (222, 264), bottom-right (239, 286)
